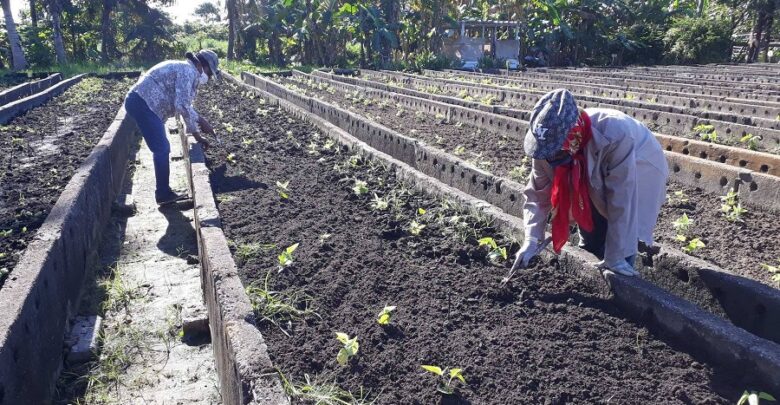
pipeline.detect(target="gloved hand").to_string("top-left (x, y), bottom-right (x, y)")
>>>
top-left (596, 260), bottom-right (640, 277)
top-left (511, 237), bottom-right (540, 271)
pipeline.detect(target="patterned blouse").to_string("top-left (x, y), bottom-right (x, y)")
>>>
top-left (130, 60), bottom-right (201, 134)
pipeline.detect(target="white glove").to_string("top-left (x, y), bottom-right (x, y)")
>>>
top-left (596, 260), bottom-right (640, 277)
top-left (511, 237), bottom-right (540, 270)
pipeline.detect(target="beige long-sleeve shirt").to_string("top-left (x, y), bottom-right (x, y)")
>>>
top-left (129, 60), bottom-right (201, 134)
top-left (522, 108), bottom-right (669, 266)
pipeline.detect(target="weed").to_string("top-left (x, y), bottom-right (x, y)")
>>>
top-left (278, 243), bottom-right (300, 268)
top-left (223, 122), bottom-right (235, 134)
top-left (235, 242), bottom-right (275, 266)
top-left (408, 220), bottom-right (426, 236)
top-left (371, 193), bottom-right (389, 211)
top-left (454, 145), bottom-right (466, 156)
top-left (241, 137), bottom-right (254, 147)
top-left (246, 272), bottom-right (317, 335)
top-left (278, 372), bottom-right (375, 405)
top-left (421, 365), bottom-right (466, 395)
top-left (738, 391), bottom-right (775, 405)
top-left (376, 305), bottom-right (397, 326)
top-left (509, 158), bottom-right (530, 182)
top-left (0, 229), bottom-right (11, 238)
top-left (721, 190), bottom-right (747, 222)
top-left (323, 139), bottom-right (336, 151)
top-left (276, 180), bottom-right (291, 199)
top-left (740, 133), bottom-right (761, 150)
top-left (335, 332), bottom-right (360, 365)
top-left (478, 237), bottom-right (508, 264)
top-left (761, 260), bottom-right (780, 285)
top-left (226, 152), bottom-right (237, 164)
top-left (353, 180), bottom-right (369, 196)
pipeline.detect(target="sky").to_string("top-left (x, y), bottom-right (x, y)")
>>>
top-left (9, 0), bottom-right (219, 24)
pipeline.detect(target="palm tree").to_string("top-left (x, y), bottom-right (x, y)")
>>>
top-left (1, 0), bottom-right (27, 70)
top-left (48, 0), bottom-right (67, 64)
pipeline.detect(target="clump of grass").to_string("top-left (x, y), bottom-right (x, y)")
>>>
top-left (278, 371), bottom-right (376, 405)
top-left (246, 273), bottom-right (318, 336)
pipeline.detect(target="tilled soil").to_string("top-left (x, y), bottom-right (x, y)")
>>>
top-left (277, 74), bottom-right (780, 289)
top-left (278, 75), bottom-right (527, 180)
top-left (0, 77), bottom-right (134, 286)
top-left (198, 81), bottom-right (745, 404)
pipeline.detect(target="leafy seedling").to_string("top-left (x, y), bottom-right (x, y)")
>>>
top-left (721, 190), bottom-right (747, 222)
top-left (761, 260), bottom-right (780, 285)
top-left (682, 237), bottom-right (705, 253)
top-left (376, 305), bottom-right (397, 326)
top-left (353, 180), bottom-right (369, 196)
top-left (740, 134), bottom-right (761, 151)
top-left (693, 124), bottom-right (718, 143)
top-left (667, 190), bottom-right (689, 205)
top-left (226, 153), bottom-right (237, 164)
top-left (454, 145), bottom-right (466, 156)
top-left (672, 213), bottom-right (693, 234)
top-left (738, 391), bottom-right (776, 405)
top-left (278, 243), bottom-right (300, 268)
top-left (242, 137), bottom-right (254, 147)
top-left (318, 233), bottom-right (332, 244)
top-left (408, 220), bottom-right (426, 236)
top-left (276, 181), bottom-right (291, 199)
top-left (371, 193), bottom-right (389, 211)
top-left (478, 237), bottom-right (508, 263)
top-left (421, 365), bottom-right (466, 395)
top-left (335, 332), bottom-right (359, 365)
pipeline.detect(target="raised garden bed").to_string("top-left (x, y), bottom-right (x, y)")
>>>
top-left (0, 77), bottom-right (134, 286)
top-left (193, 79), bottom-right (763, 404)
top-left (271, 73), bottom-right (780, 289)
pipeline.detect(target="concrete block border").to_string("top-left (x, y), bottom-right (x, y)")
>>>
top-left (234, 72), bottom-right (780, 395)
top-left (0, 107), bottom-right (140, 404)
top-left (176, 122), bottom-right (288, 405)
top-left (0, 73), bottom-right (62, 107)
top-left (304, 70), bottom-right (780, 212)
top-left (0, 74), bottom-right (86, 125)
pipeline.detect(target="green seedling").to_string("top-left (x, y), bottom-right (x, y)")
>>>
top-left (667, 190), bottom-right (689, 205)
top-left (454, 145), bottom-right (466, 156)
top-left (319, 233), bottom-right (332, 244)
top-left (672, 213), bottom-right (693, 234)
top-left (242, 137), bottom-right (254, 147)
top-left (738, 391), bottom-right (776, 405)
top-left (761, 260), bottom-right (780, 285)
top-left (682, 237), bottom-right (705, 253)
top-left (694, 124), bottom-right (718, 143)
top-left (223, 122), bottom-right (235, 134)
top-left (480, 95), bottom-right (496, 106)
top-left (417, 207), bottom-right (427, 216)
top-left (721, 190), bottom-right (747, 222)
top-left (226, 153), bottom-right (237, 164)
top-left (414, 110), bottom-right (425, 121)
top-left (323, 139), bottom-right (335, 151)
top-left (376, 305), bottom-right (397, 326)
top-left (353, 180), bottom-right (369, 196)
top-left (624, 93), bottom-right (636, 100)
top-left (0, 229), bottom-right (11, 238)
top-left (740, 133), bottom-right (761, 151)
top-left (371, 193), bottom-right (389, 211)
top-left (434, 135), bottom-right (445, 145)
top-left (421, 365), bottom-right (466, 395)
top-left (278, 243), bottom-right (300, 268)
top-left (435, 113), bottom-right (446, 122)
top-left (276, 181), bottom-right (290, 199)
top-left (454, 121), bottom-right (464, 128)
top-left (408, 220), bottom-right (426, 236)
top-left (478, 237), bottom-right (508, 263)
top-left (335, 332), bottom-right (359, 365)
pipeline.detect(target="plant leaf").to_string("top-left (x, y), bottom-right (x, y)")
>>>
top-left (421, 365), bottom-right (443, 375)
top-left (450, 368), bottom-right (466, 383)
top-left (336, 348), bottom-right (349, 365)
top-left (335, 332), bottom-right (349, 344)
top-left (418, 208), bottom-right (426, 215)
top-left (759, 392), bottom-right (776, 401)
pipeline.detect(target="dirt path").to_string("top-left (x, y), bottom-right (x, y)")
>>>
top-left (56, 120), bottom-right (221, 404)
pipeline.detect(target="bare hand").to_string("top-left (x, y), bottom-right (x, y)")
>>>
top-left (198, 116), bottom-right (215, 135)
top-left (193, 132), bottom-right (210, 150)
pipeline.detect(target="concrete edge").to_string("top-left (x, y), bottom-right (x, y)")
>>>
top-left (0, 73), bottom-right (62, 107)
top-left (0, 74), bottom-right (86, 125)
top-left (239, 71), bottom-right (780, 394)
top-left (177, 120), bottom-right (288, 405)
top-left (0, 106), bottom-right (139, 404)
top-left (308, 70), bottom-right (780, 212)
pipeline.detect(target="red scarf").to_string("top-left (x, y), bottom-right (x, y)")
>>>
top-left (550, 111), bottom-right (594, 253)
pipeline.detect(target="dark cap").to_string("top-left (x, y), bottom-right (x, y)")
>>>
top-left (523, 89), bottom-right (579, 160)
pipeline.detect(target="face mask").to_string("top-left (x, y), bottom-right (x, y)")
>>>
top-left (199, 71), bottom-right (208, 85)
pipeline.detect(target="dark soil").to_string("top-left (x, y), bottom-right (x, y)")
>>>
top-left (0, 77), bottom-right (134, 286)
top-left (658, 184), bottom-right (780, 287)
top-left (278, 75), bottom-right (527, 180)
top-left (197, 81), bottom-right (749, 404)
top-left (279, 73), bottom-right (780, 289)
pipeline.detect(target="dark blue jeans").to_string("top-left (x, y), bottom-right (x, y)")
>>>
top-left (578, 200), bottom-right (636, 266)
top-left (125, 91), bottom-right (171, 197)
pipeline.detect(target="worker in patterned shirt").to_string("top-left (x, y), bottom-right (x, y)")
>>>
top-left (124, 49), bottom-right (221, 205)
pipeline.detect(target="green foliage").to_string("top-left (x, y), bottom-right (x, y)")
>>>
top-left (681, 237), bottom-right (706, 253)
top-left (664, 15), bottom-right (733, 64)
top-left (278, 243), bottom-right (300, 268)
top-left (721, 190), bottom-right (747, 222)
top-left (738, 391), bottom-right (776, 405)
top-left (421, 365), bottom-right (467, 395)
top-left (376, 305), bottom-right (396, 326)
top-left (335, 332), bottom-right (360, 365)
top-left (740, 134), bottom-right (761, 151)
top-left (478, 237), bottom-right (508, 264)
